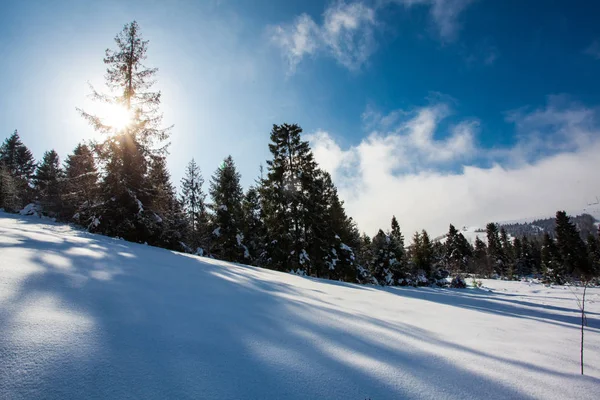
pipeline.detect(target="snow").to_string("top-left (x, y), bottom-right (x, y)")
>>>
top-left (1, 212), bottom-right (600, 399)
top-left (19, 203), bottom-right (40, 217)
top-left (212, 227), bottom-right (221, 237)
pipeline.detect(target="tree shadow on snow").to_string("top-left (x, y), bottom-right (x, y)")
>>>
top-left (1, 214), bottom-right (599, 400)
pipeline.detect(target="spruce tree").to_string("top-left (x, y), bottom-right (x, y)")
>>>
top-left (33, 150), bottom-right (64, 216)
top-left (389, 216), bottom-right (407, 280)
top-left (555, 211), bottom-right (591, 279)
top-left (370, 229), bottom-right (395, 285)
top-left (486, 222), bottom-right (505, 276)
top-left (242, 185), bottom-right (267, 265)
top-left (0, 165), bottom-right (19, 212)
top-left (147, 155), bottom-right (185, 249)
top-left (356, 233), bottom-right (374, 283)
top-left (319, 172), bottom-right (360, 281)
top-left (261, 123), bottom-right (319, 274)
top-left (445, 224), bottom-right (472, 274)
top-left (209, 155), bottom-right (247, 262)
top-left (500, 228), bottom-right (514, 275)
top-left (180, 158), bottom-right (209, 254)
top-left (472, 237), bottom-right (488, 276)
top-left (412, 229), bottom-right (433, 280)
top-left (79, 21), bottom-right (171, 242)
top-left (541, 232), bottom-right (561, 283)
top-left (63, 143), bottom-right (98, 223)
top-left (587, 229), bottom-right (600, 277)
top-left (0, 130), bottom-right (36, 207)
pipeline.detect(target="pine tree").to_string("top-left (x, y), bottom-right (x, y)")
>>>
top-left (146, 155), bottom-right (185, 249)
top-left (33, 150), bottom-right (64, 216)
top-left (555, 211), bottom-right (591, 279)
top-left (411, 229), bottom-right (433, 281)
top-left (180, 159), bottom-right (209, 254)
top-left (320, 172), bottom-right (360, 281)
top-left (356, 233), bottom-right (373, 283)
top-left (242, 185), bottom-right (267, 265)
top-left (486, 222), bottom-right (505, 276)
top-left (587, 229), bottom-right (600, 277)
top-left (445, 224), bottom-right (472, 274)
top-left (541, 232), bottom-right (561, 283)
top-left (261, 123), bottom-right (320, 274)
top-left (472, 236), bottom-right (488, 276)
top-left (0, 165), bottom-right (19, 211)
top-left (79, 21), bottom-right (171, 242)
top-left (0, 130), bottom-right (36, 207)
top-left (63, 143), bottom-right (98, 223)
top-left (209, 155), bottom-right (247, 262)
top-left (389, 216), bottom-right (407, 281)
top-left (500, 228), bottom-right (514, 276)
top-left (370, 229), bottom-right (395, 285)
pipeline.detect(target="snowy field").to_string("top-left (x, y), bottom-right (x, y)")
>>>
top-left (1, 212), bottom-right (599, 400)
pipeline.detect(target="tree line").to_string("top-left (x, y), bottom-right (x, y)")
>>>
top-left (1, 21), bottom-right (598, 286)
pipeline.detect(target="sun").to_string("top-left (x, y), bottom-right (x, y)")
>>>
top-left (101, 103), bottom-right (134, 132)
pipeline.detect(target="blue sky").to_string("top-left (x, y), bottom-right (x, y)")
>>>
top-left (1, 0), bottom-right (599, 236)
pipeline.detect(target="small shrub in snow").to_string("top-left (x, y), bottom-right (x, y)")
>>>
top-left (471, 278), bottom-right (483, 288)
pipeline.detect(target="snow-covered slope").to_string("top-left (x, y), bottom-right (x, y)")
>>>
top-left (1, 213), bottom-right (599, 400)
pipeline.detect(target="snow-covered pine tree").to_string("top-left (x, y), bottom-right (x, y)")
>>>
top-left (500, 228), bottom-right (514, 276)
top-left (78, 21), bottom-right (171, 242)
top-left (180, 158), bottom-right (209, 255)
top-left (389, 216), bottom-right (407, 282)
top-left (486, 222), bottom-right (505, 277)
top-left (472, 236), bottom-right (488, 276)
top-left (317, 172), bottom-right (360, 281)
top-left (261, 123), bottom-right (319, 274)
top-left (369, 229), bottom-right (395, 286)
top-left (242, 185), bottom-right (267, 265)
top-left (209, 155), bottom-right (247, 262)
top-left (412, 229), bottom-right (433, 281)
top-left (147, 155), bottom-right (186, 250)
top-left (33, 150), bottom-right (64, 217)
top-left (555, 211), bottom-right (591, 279)
top-left (541, 232), bottom-right (561, 283)
top-left (587, 229), bottom-right (600, 277)
top-left (0, 165), bottom-right (19, 212)
top-left (63, 143), bottom-right (98, 224)
top-left (356, 233), bottom-right (374, 283)
top-left (444, 224), bottom-right (472, 274)
top-left (0, 130), bottom-right (36, 207)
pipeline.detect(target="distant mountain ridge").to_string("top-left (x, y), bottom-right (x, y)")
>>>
top-left (498, 213), bottom-right (598, 241)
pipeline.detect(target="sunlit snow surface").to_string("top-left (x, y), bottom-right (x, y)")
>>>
top-left (0, 212), bottom-right (599, 399)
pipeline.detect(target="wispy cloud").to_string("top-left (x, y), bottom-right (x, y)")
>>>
top-left (385, 0), bottom-right (475, 42)
top-left (308, 97), bottom-right (600, 237)
top-left (584, 39), bottom-right (600, 59)
top-left (269, 1), bottom-right (377, 72)
top-left (270, 0), bottom-right (476, 72)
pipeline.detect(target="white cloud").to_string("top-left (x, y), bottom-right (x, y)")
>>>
top-left (386, 0), bottom-right (474, 41)
top-left (269, 14), bottom-right (320, 71)
top-left (269, 0), bottom-right (475, 72)
top-left (308, 99), bottom-right (600, 238)
top-left (269, 1), bottom-right (377, 71)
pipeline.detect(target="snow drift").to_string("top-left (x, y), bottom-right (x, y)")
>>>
top-left (0, 212), bottom-right (599, 399)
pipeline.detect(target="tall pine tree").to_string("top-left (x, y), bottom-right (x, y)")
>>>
top-left (261, 123), bottom-right (320, 274)
top-left (63, 143), bottom-right (98, 223)
top-left (180, 158), bottom-right (209, 254)
top-left (79, 21), bottom-right (171, 242)
top-left (33, 150), bottom-right (64, 216)
top-left (209, 155), bottom-right (247, 262)
top-left (0, 130), bottom-right (36, 207)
